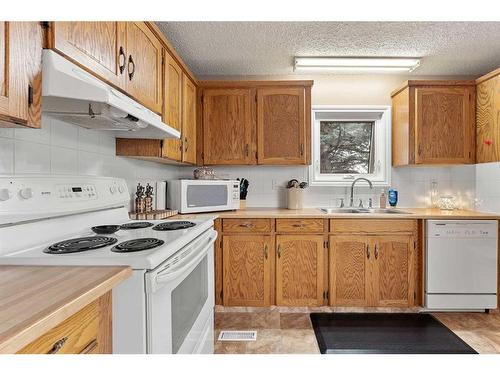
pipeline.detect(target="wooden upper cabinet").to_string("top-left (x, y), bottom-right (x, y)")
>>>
top-left (476, 68), bottom-right (500, 163)
top-left (391, 81), bottom-right (475, 166)
top-left (161, 52), bottom-right (183, 161)
top-left (182, 75), bottom-right (197, 164)
top-left (124, 22), bottom-right (162, 114)
top-left (222, 235), bottom-right (272, 306)
top-left (0, 22), bottom-right (42, 128)
top-left (329, 236), bottom-right (368, 306)
top-left (50, 22), bottom-right (127, 90)
top-left (370, 236), bottom-right (414, 307)
top-left (276, 235), bottom-right (325, 306)
top-left (50, 22), bottom-right (162, 114)
top-left (202, 88), bottom-right (256, 165)
top-left (257, 87), bottom-right (307, 164)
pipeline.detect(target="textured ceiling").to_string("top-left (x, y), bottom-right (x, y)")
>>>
top-left (155, 22), bottom-right (500, 77)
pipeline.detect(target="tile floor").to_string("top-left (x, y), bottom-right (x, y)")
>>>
top-left (214, 306), bottom-right (500, 354)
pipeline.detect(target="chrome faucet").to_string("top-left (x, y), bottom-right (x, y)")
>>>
top-left (350, 177), bottom-right (373, 207)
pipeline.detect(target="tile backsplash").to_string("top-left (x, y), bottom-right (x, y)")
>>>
top-left (475, 162), bottom-right (500, 213)
top-left (180, 164), bottom-right (477, 210)
top-left (0, 115), bottom-right (181, 210)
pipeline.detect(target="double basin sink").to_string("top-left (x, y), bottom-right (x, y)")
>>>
top-left (319, 207), bottom-right (412, 214)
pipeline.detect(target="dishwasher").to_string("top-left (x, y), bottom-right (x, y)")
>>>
top-left (425, 220), bottom-right (498, 311)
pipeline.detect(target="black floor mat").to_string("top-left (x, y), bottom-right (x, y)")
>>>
top-left (310, 313), bottom-right (477, 354)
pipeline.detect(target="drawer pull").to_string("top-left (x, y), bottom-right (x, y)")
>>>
top-left (80, 339), bottom-right (98, 354)
top-left (366, 244), bottom-right (370, 260)
top-left (277, 244), bottom-right (282, 258)
top-left (374, 244), bottom-right (379, 260)
top-left (47, 337), bottom-right (68, 354)
top-left (292, 223), bottom-right (306, 228)
top-left (264, 244), bottom-right (268, 259)
top-left (239, 223), bottom-right (254, 228)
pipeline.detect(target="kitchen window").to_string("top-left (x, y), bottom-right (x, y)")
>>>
top-left (309, 106), bottom-right (391, 186)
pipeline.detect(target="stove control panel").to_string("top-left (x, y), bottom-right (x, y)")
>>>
top-left (57, 184), bottom-right (97, 200)
top-left (0, 176), bottom-right (130, 225)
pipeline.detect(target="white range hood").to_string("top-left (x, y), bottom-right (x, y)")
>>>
top-left (41, 50), bottom-right (180, 140)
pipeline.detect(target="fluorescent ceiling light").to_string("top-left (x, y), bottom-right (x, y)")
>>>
top-left (294, 57), bottom-right (421, 73)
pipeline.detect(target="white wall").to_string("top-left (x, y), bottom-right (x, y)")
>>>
top-left (476, 162), bottom-right (500, 213)
top-left (0, 115), bottom-right (182, 209)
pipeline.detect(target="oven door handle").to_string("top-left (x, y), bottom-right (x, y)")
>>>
top-left (154, 232), bottom-right (217, 285)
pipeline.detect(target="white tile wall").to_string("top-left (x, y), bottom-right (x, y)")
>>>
top-left (0, 115), bottom-right (182, 209)
top-left (180, 164), bottom-right (477, 209)
top-left (475, 162), bottom-right (500, 213)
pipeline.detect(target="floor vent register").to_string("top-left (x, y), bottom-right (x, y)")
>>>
top-left (218, 331), bottom-right (257, 341)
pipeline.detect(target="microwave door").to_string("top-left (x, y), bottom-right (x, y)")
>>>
top-left (184, 184), bottom-right (231, 212)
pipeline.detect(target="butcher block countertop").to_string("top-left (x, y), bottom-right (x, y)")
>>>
top-left (177, 207), bottom-right (500, 220)
top-left (0, 266), bottom-right (131, 354)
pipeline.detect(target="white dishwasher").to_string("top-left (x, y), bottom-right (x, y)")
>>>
top-left (426, 220), bottom-right (498, 311)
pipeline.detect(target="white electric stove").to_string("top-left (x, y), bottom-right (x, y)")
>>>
top-left (0, 175), bottom-right (216, 354)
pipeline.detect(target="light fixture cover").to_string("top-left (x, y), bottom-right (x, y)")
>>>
top-left (294, 57), bottom-right (421, 73)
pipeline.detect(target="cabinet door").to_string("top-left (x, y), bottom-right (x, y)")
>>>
top-left (276, 235), bottom-right (325, 306)
top-left (51, 22), bottom-right (126, 90)
top-left (222, 235), bottom-right (272, 306)
top-left (476, 75), bottom-right (500, 163)
top-left (182, 75), bottom-right (197, 164)
top-left (329, 236), bottom-right (368, 306)
top-left (370, 235), bottom-right (414, 307)
top-left (415, 87), bottom-right (475, 164)
top-left (203, 89), bottom-right (256, 165)
top-left (124, 22), bottom-right (162, 114)
top-left (161, 52), bottom-right (183, 161)
top-left (0, 22), bottom-right (42, 128)
top-left (257, 87), bottom-right (306, 164)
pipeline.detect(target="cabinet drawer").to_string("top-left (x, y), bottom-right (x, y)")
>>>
top-left (330, 219), bottom-right (416, 234)
top-left (276, 219), bottom-right (324, 232)
top-left (17, 298), bottom-right (101, 354)
top-left (222, 219), bottom-right (272, 233)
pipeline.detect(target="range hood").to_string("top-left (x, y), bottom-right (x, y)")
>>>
top-left (41, 50), bottom-right (180, 140)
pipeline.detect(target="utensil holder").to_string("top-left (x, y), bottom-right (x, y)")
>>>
top-left (287, 188), bottom-right (303, 210)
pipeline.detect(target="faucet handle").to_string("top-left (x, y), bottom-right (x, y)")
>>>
top-left (358, 198), bottom-right (363, 208)
top-left (339, 198), bottom-right (344, 208)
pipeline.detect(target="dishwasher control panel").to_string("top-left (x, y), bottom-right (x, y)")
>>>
top-left (427, 220), bottom-right (498, 239)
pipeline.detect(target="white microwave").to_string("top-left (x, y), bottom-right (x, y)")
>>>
top-left (167, 179), bottom-right (240, 213)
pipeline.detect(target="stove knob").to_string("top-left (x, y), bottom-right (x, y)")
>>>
top-left (19, 187), bottom-right (34, 200)
top-left (0, 188), bottom-right (12, 201)
top-left (109, 186), bottom-right (117, 194)
top-left (118, 186), bottom-right (125, 193)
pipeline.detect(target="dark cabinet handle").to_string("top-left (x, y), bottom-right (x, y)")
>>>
top-left (79, 339), bottom-right (98, 354)
top-left (119, 46), bottom-right (126, 74)
top-left (184, 137), bottom-right (188, 152)
top-left (47, 337), bottom-right (68, 354)
top-left (128, 55), bottom-right (136, 80)
top-left (366, 244), bottom-right (370, 259)
top-left (277, 244), bottom-right (282, 258)
top-left (264, 244), bottom-right (268, 259)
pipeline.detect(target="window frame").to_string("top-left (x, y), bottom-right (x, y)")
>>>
top-left (309, 105), bottom-right (391, 186)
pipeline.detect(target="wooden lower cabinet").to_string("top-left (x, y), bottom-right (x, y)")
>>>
top-left (18, 292), bottom-right (112, 354)
top-left (222, 235), bottom-right (272, 306)
top-left (329, 234), bottom-right (415, 307)
top-left (276, 235), bottom-right (325, 306)
top-left (329, 236), bottom-right (369, 306)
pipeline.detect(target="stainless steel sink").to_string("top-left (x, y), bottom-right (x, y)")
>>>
top-left (319, 207), bottom-right (411, 214)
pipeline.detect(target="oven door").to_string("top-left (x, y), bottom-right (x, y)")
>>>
top-left (145, 229), bottom-right (216, 354)
top-left (181, 181), bottom-right (234, 213)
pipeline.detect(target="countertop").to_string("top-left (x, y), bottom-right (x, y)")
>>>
top-left (175, 207), bottom-right (500, 220)
top-left (0, 265), bottom-right (131, 354)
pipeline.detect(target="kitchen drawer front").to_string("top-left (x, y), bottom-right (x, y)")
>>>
top-left (17, 297), bottom-right (102, 354)
top-left (276, 219), bottom-right (324, 233)
top-left (222, 219), bottom-right (272, 233)
top-left (330, 219), bottom-right (416, 234)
